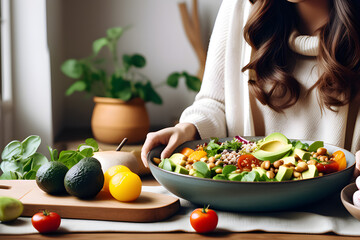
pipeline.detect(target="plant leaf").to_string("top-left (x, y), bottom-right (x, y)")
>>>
top-left (66, 81), bottom-right (87, 96)
top-left (80, 148), bottom-right (94, 158)
top-left (31, 153), bottom-right (49, 171)
top-left (0, 160), bottom-right (23, 174)
top-left (1, 140), bottom-right (22, 160)
top-left (106, 27), bottom-right (124, 40)
top-left (22, 158), bottom-right (33, 173)
top-left (166, 72), bottom-right (181, 88)
top-left (131, 54), bottom-right (146, 68)
top-left (61, 59), bottom-right (83, 79)
top-left (222, 165), bottom-right (237, 177)
top-left (93, 37), bottom-right (109, 56)
top-left (21, 135), bottom-right (41, 159)
top-left (58, 151), bottom-right (84, 169)
top-left (23, 170), bottom-right (37, 180)
top-left (111, 75), bottom-right (132, 101)
top-left (85, 138), bottom-right (99, 152)
top-left (193, 161), bottom-right (211, 178)
top-left (308, 141), bottom-right (324, 152)
top-left (48, 146), bottom-right (59, 161)
top-left (184, 73), bottom-right (201, 92)
top-left (144, 82), bottom-right (162, 104)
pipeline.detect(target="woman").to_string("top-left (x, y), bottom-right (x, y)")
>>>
top-left (141, 0), bottom-right (360, 173)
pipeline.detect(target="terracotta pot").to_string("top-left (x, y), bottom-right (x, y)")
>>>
top-left (91, 97), bottom-right (150, 144)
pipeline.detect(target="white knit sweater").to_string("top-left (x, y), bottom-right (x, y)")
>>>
top-left (179, 0), bottom-right (360, 153)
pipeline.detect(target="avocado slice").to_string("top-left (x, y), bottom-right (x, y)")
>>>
top-left (263, 132), bottom-right (289, 144)
top-left (252, 167), bottom-right (267, 178)
top-left (253, 142), bottom-right (292, 162)
top-left (302, 165), bottom-right (318, 179)
top-left (293, 148), bottom-right (311, 160)
top-left (282, 156), bottom-right (297, 165)
top-left (169, 153), bottom-right (187, 166)
top-left (275, 166), bottom-right (294, 181)
top-left (174, 164), bottom-right (189, 175)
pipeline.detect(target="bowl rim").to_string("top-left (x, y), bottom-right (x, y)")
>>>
top-left (147, 137), bottom-right (356, 184)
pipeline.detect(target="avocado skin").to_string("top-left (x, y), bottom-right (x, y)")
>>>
top-left (64, 157), bottom-right (104, 199)
top-left (36, 161), bottom-right (69, 195)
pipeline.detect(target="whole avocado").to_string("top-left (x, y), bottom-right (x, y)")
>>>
top-left (36, 161), bottom-right (69, 195)
top-left (64, 157), bottom-right (104, 198)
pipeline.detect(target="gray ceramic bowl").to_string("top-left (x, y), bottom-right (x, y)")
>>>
top-left (147, 137), bottom-right (356, 212)
top-left (341, 183), bottom-right (360, 221)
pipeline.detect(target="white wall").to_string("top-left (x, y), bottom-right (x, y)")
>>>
top-left (11, 0), bottom-right (53, 153)
top-left (50, 0), bottom-right (222, 138)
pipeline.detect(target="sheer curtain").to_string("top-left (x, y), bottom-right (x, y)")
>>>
top-left (0, 0), bottom-right (53, 154)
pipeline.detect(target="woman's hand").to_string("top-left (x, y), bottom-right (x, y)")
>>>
top-left (354, 151), bottom-right (360, 178)
top-left (141, 123), bottom-right (200, 168)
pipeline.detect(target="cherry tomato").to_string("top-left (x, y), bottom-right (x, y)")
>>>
top-left (237, 154), bottom-right (262, 172)
top-left (190, 205), bottom-right (218, 233)
top-left (332, 150), bottom-right (346, 171)
top-left (31, 210), bottom-right (61, 233)
top-left (316, 160), bottom-right (339, 174)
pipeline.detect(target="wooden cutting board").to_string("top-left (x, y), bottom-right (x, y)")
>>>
top-left (0, 180), bottom-right (180, 222)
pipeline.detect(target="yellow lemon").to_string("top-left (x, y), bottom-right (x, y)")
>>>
top-left (103, 165), bottom-right (131, 192)
top-left (109, 172), bottom-right (142, 202)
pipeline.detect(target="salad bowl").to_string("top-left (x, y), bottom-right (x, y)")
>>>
top-left (147, 137), bottom-right (356, 212)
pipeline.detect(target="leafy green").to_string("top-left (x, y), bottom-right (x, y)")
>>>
top-left (0, 136), bottom-right (47, 180)
top-left (205, 138), bottom-right (242, 157)
top-left (193, 161), bottom-right (211, 178)
top-left (0, 136), bottom-right (100, 180)
top-left (308, 141), bottom-right (324, 152)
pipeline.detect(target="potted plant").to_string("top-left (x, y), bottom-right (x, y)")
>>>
top-left (61, 27), bottom-right (201, 144)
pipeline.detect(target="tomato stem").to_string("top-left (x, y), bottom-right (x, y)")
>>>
top-left (42, 210), bottom-right (50, 216)
top-left (202, 204), bottom-right (210, 213)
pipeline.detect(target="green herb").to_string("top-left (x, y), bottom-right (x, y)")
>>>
top-left (0, 136), bottom-right (48, 180)
top-left (0, 136), bottom-right (100, 180)
top-left (205, 138), bottom-right (242, 157)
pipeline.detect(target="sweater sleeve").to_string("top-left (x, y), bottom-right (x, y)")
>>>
top-left (179, 0), bottom-right (237, 139)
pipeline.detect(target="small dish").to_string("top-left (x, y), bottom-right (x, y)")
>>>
top-left (341, 183), bottom-right (360, 221)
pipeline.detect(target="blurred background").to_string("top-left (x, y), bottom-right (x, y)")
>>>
top-left (0, 0), bottom-right (222, 153)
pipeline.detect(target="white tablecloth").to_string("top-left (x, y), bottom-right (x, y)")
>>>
top-left (1, 186), bottom-right (360, 236)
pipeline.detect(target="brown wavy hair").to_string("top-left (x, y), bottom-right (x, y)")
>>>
top-left (242, 0), bottom-right (360, 112)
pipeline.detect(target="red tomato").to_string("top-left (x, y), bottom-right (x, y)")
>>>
top-left (190, 205), bottom-right (218, 233)
top-left (316, 160), bottom-right (339, 174)
top-left (237, 154), bottom-right (262, 172)
top-left (31, 210), bottom-right (61, 233)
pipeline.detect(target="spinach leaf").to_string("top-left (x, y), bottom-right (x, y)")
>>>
top-left (193, 161), bottom-right (211, 178)
top-left (308, 141), bottom-right (324, 152)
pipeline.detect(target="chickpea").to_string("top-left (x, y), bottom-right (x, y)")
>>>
top-left (294, 155), bottom-right (301, 161)
top-left (215, 160), bottom-right (223, 166)
top-left (273, 160), bottom-right (284, 169)
top-left (200, 157), bottom-right (208, 162)
top-left (185, 164), bottom-right (193, 170)
top-left (187, 159), bottom-right (194, 164)
top-left (307, 159), bottom-right (317, 165)
top-left (295, 162), bottom-right (308, 172)
top-left (208, 157), bottom-right (216, 163)
top-left (208, 162), bottom-right (215, 169)
top-left (317, 147), bottom-right (327, 156)
top-left (215, 168), bottom-right (223, 174)
top-left (318, 172), bottom-right (324, 177)
top-left (293, 171), bottom-right (301, 178)
top-left (266, 171), bottom-right (275, 179)
top-left (261, 161), bottom-right (271, 170)
top-left (319, 156), bottom-right (328, 162)
top-left (312, 153), bottom-right (319, 158)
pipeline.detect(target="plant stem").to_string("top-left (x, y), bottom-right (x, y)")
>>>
top-left (110, 40), bottom-right (121, 77)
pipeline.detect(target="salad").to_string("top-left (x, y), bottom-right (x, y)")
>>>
top-left (153, 133), bottom-right (347, 182)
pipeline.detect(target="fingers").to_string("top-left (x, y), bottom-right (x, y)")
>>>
top-left (141, 132), bottom-right (159, 168)
top-left (160, 134), bottom-right (181, 160)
